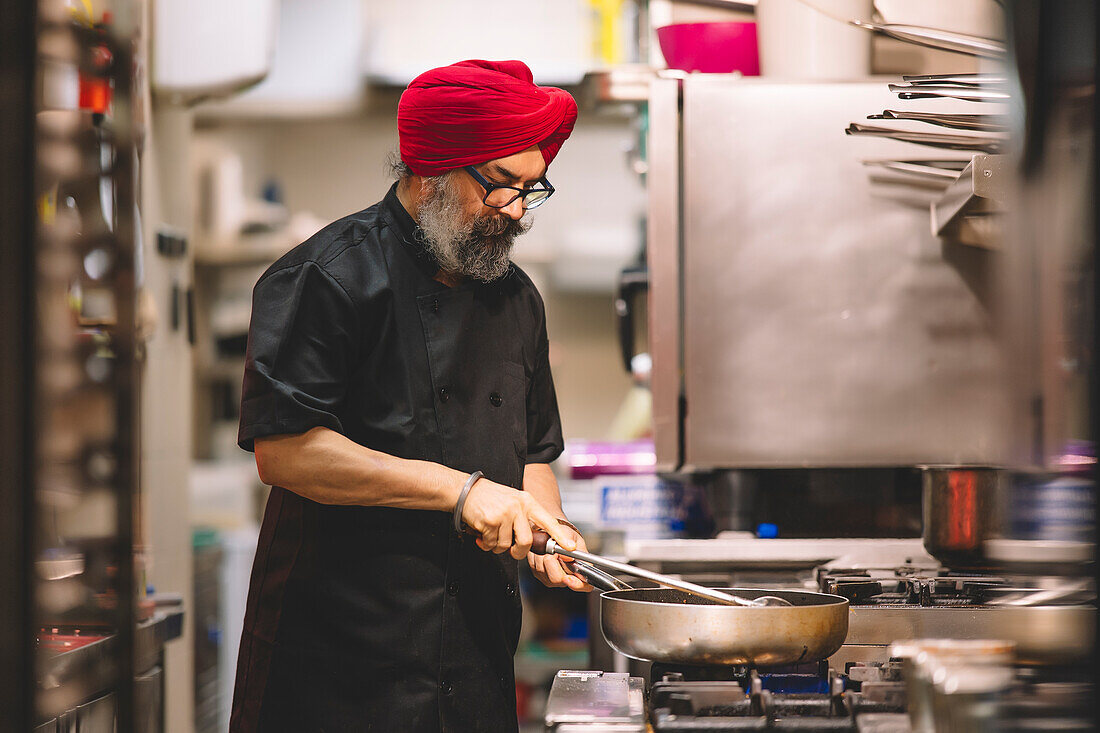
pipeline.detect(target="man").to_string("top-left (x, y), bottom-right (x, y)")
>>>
top-left (229, 60), bottom-right (589, 733)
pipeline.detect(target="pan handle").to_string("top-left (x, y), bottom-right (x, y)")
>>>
top-left (531, 531), bottom-right (631, 591)
top-left (570, 559), bottom-right (632, 592)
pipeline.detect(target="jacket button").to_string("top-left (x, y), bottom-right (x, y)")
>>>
top-left (431, 298), bottom-right (439, 313)
top-left (447, 581), bottom-right (459, 596)
top-left (439, 387), bottom-right (450, 403)
top-left (489, 392), bottom-right (503, 407)
top-left (440, 680), bottom-right (453, 695)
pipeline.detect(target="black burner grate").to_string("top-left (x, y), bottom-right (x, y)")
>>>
top-left (815, 566), bottom-right (1017, 607)
top-left (649, 665), bottom-right (910, 733)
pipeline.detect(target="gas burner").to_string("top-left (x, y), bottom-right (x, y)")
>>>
top-left (817, 566), bottom-right (1098, 610)
top-left (649, 665), bottom-right (908, 732)
top-left (816, 566), bottom-right (1017, 607)
top-left (652, 660), bottom-right (832, 694)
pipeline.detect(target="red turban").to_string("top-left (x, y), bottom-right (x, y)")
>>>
top-left (398, 60), bottom-right (578, 177)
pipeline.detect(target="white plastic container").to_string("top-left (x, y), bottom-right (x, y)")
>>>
top-left (756, 0), bottom-right (873, 79)
top-left (153, 0), bottom-right (277, 102)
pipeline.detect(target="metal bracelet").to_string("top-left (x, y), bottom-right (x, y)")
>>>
top-left (452, 471), bottom-right (484, 535)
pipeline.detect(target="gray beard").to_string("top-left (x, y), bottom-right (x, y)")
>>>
top-left (416, 173), bottom-right (531, 283)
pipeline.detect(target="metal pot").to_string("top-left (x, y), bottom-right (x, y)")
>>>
top-left (921, 467), bottom-right (1002, 568)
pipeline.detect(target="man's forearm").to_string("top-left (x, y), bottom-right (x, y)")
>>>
top-left (255, 426), bottom-right (466, 510)
top-left (522, 462), bottom-right (567, 520)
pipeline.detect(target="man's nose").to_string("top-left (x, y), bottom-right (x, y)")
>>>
top-left (500, 197), bottom-right (525, 221)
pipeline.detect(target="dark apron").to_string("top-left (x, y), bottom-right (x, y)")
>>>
top-left (231, 280), bottom-right (530, 732)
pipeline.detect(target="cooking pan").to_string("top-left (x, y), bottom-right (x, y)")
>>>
top-left (531, 532), bottom-right (850, 666)
top-left (595, 586), bottom-right (850, 666)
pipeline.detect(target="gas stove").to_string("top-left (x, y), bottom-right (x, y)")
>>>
top-left (816, 565), bottom-right (1096, 669)
top-left (817, 566), bottom-right (1095, 607)
top-left (549, 551), bottom-right (1095, 732)
top-left (646, 661), bottom-right (905, 732)
top-left (543, 663), bottom-right (907, 733)
top-left (544, 661), bottom-right (1093, 732)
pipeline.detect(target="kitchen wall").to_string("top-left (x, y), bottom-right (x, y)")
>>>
top-left (191, 99), bottom-right (644, 442)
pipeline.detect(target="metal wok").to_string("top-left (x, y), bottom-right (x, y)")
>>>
top-left (595, 586), bottom-right (849, 667)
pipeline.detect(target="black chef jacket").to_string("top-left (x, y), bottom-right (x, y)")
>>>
top-left (229, 183), bottom-right (564, 733)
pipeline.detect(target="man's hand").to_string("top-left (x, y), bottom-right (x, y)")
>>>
top-left (461, 478), bottom-right (575, 560)
top-left (528, 524), bottom-right (592, 592)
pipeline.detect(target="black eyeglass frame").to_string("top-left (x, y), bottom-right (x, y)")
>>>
top-left (463, 165), bottom-right (555, 210)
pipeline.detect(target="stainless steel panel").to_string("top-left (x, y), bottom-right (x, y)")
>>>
top-left (1001, 94), bottom-right (1094, 469)
top-left (846, 605), bottom-right (1095, 664)
top-left (74, 693), bottom-right (115, 733)
top-left (680, 78), bottom-right (1008, 468)
top-left (624, 537), bottom-right (935, 567)
top-left (544, 670), bottom-right (645, 731)
top-left (646, 76), bottom-right (683, 472)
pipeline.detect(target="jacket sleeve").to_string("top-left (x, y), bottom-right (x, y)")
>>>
top-left (525, 304), bottom-right (564, 464)
top-left (237, 261), bottom-right (360, 452)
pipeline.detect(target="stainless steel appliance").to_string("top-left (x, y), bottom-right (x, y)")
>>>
top-left (580, 2), bottom-right (1097, 730)
top-left (544, 658), bottom-right (1093, 731)
top-left (1, 3), bottom-right (183, 731)
top-left (646, 76), bottom-right (1007, 472)
top-left (549, 541), bottom-right (1094, 731)
top-left (819, 559), bottom-right (1095, 669)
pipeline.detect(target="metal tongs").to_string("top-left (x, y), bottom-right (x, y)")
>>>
top-left (888, 84), bottom-right (1010, 104)
top-left (845, 123), bottom-right (1006, 153)
top-left (848, 19), bottom-right (1006, 59)
top-left (861, 159), bottom-right (968, 183)
top-left (531, 530), bottom-right (793, 607)
top-left (868, 110), bottom-right (1009, 133)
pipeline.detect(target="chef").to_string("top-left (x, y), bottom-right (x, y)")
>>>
top-left (229, 60), bottom-right (588, 732)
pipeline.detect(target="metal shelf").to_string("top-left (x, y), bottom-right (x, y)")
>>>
top-left (931, 154), bottom-right (1006, 249)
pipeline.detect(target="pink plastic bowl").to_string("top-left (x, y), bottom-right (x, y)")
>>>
top-left (656, 22), bottom-right (760, 75)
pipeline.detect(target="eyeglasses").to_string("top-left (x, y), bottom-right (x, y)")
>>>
top-left (464, 166), bottom-right (555, 210)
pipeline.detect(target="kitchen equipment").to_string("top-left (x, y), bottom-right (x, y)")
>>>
top-left (820, 563), bottom-right (1096, 666)
top-left (614, 265), bottom-right (648, 373)
top-left (548, 658), bottom-right (1093, 731)
top-left (861, 159), bottom-right (966, 186)
top-left (889, 639), bottom-right (1015, 733)
top-left (862, 160), bottom-right (958, 200)
top-left (920, 466), bottom-right (1000, 568)
top-left (569, 559), bottom-right (631, 592)
top-left (929, 153), bottom-right (1006, 247)
top-left (531, 530), bottom-right (793, 606)
top-left (655, 22), bottom-right (760, 75)
top-left (598, 588), bottom-right (849, 666)
top-left (544, 670), bottom-right (645, 732)
top-left (901, 72), bottom-right (1008, 86)
top-left (560, 536), bottom-right (1094, 729)
top-left (845, 123), bottom-right (1006, 153)
top-left (868, 110), bottom-right (1009, 133)
top-left (153, 0), bottom-right (276, 101)
top-left (847, 19), bottom-right (1006, 58)
top-left (755, 0), bottom-right (873, 79)
top-left (887, 82), bottom-right (1010, 103)
top-left (648, 78), bottom-right (1006, 471)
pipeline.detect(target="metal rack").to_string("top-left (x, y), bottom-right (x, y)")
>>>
top-left (930, 153), bottom-right (1006, 249)
top-left (3, 2), bottom-right (148, 730)
top-left (847, 72), bottom-right (1010, 250)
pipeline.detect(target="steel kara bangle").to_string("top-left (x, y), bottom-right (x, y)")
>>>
top-left (452, 471), bottom-right (484, 534)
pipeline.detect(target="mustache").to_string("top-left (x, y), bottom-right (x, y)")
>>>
top-left (472, 213), bottom-right (531, 239)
